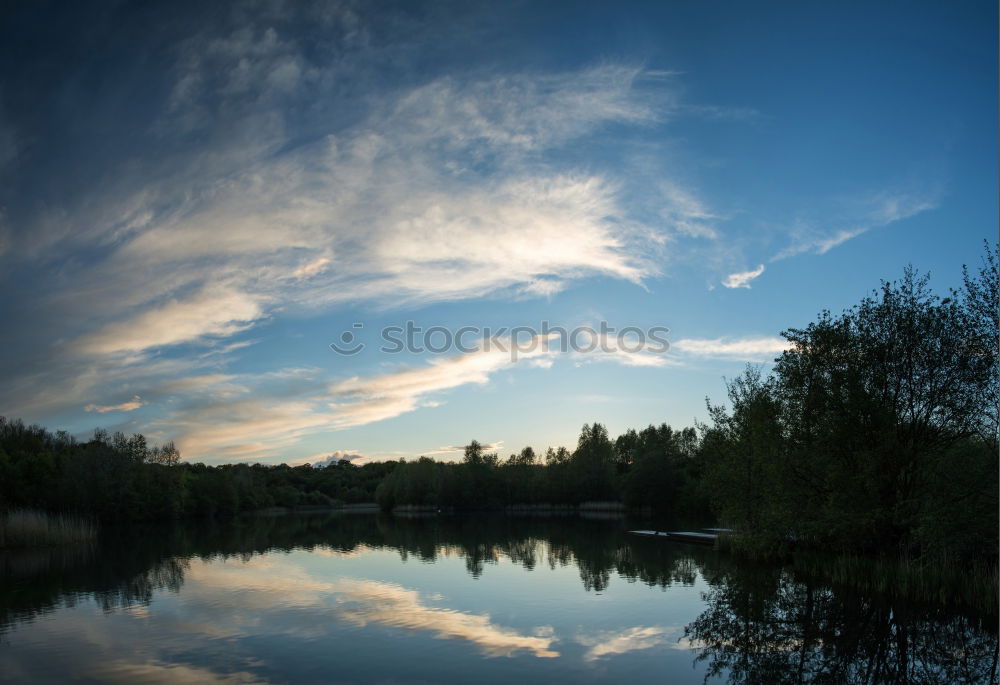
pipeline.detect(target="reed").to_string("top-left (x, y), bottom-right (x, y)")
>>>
top-left (713, 530), bottom-right (734, 552)
top-left (792, 550), bottom-right (999, 615)
top-left (718, 529), bottom-right (998, 613)
top-left (577, 501), bottom-right (627, 512)
top-left (0, 509), bottom-right (97, 548)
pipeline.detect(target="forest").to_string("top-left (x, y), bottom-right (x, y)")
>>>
top-left (1, 244), bottom-right (996, 575)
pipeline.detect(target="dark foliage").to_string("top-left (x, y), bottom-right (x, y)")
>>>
top-left (699, 243), bottom-right (999, 569)
top-left (0, 419), bottom-right (397, 521)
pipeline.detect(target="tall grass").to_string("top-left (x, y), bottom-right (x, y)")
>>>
top-left (0, 509), bottom-right (97, 548)
top-left (713, 530), bottom-right (734, 552)
top-left (792, 550), bottom-right (999, 615)
top-left (717, 529), bottom-right (998, 613)
top-left (578, 501), bottom-right (627, 512)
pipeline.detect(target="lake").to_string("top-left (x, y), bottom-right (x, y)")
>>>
top-left (1, 513), bottom-right (996, 684)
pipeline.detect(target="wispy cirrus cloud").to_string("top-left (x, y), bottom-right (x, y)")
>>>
top-left (149, 330), bottom-right (684, 460)
top-left (22, 62), bottom-right (676, 372)
top-left (722, 264), bottom-right (765, 289)
top-left (131, 337), bottom-right (546, 460)
top-left (50, 317), bottom-right (793, 461)
top-left (772, 191), bottom-right (938, 261)
top-left (570, 330), bottom-right (679, 368)
top-left (671, 336), bottom-right (788, 361)
top-left (2, 49), bottom-right (693, 428)
top-left (334, 578), bottom-right (559, 658)
top-left (659, 182), bottom-right (721, 239)
top-left (328, 335), bottom-right (556, 429)
top-left (76, 287), bottom-right (265, 357)
top-left (166, 398), bottom-right (338, 460)
top-left (186, 557), bottom-right (559, 659)
top-left (577, 625), bottom-right (681, 661)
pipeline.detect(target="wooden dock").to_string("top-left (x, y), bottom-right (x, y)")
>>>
top-left (626, 529), bottom-right (726, 545)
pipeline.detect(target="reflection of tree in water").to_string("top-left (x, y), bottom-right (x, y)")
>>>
top-left (685, 563), bottom-right (999, 685)
top-left (376, 514), bottom-right (644, 590)
top-left (0, 512), bottom-right (384, 637)
top-left (0, 544), bottom-right (189, 637)
top-left (1, 512), bottom-right (695, 637)
top-left (616, 538), bottom-right (702, 587)
top-left (374, 517), bottom-right (998, 681)
top-left (92, 557), bottom-right (188, 612)
top-left (2, 510), bottom-right (995, 683)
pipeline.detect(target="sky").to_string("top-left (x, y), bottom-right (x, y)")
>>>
top-left (0, 0), bottom-right (996, 465)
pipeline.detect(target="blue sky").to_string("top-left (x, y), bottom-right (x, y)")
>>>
top-left (0, 0), bottom-right (995, 464)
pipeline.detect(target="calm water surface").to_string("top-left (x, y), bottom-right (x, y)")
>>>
top-left (1, 513), bottom-right (996, 684)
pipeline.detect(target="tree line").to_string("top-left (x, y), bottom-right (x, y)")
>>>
top-left (373, 422), bottom-right (708, 516)
top-left (0, 419), bottom-right (398, 520)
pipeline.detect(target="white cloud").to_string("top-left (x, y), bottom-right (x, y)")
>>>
top-left (84, 395), bottom-right (145, 413)
top-left (328, 335), bottom-right (555, 429)
top-left (141, 336), bottom-right (549, 460)
top-left (773, 191), bottom-right (937, 261)
top-left (292, 255), bottom-right (332, 280)
top-left (577, 625), bottom-right (680, 661)
top-left (46, 64), bottom-right (673, 364)
top-left (77, 288), bottom-right (264, 356)
top-left (569, 329), bottom-right (677, 368)
top-left (150, 326), bottom-right (689, 460)
top-left (333, 578), bottom-right (559, 658)
top-left (722, 264), bottom-right (764, 289)
top-left (660, 182), bottom-right (719, 239)
top-left (187, 557), bottom-right (559, 658)
top-left (293, 450), bottom-right (369, 467)
top-left (167, 398), bottom-right (336, 460)
top-left (671, 336), bottom-right (788, 361)
top-left (0, 353), bottom-right (238, 420)
top-left (160, 374), bottom-right (243, 395)
top-left (87, 659), bottom-right (267, 685)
